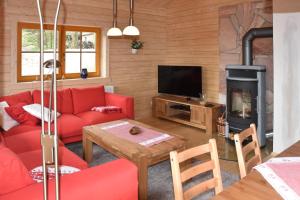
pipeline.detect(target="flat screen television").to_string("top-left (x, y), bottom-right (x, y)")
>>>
top-left (158, 65), bottom-right (202, 98)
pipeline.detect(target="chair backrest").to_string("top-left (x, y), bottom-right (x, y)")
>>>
top-left (234, 124), bottom-right (262, 179)
top-left (170, 139), bottom-right (223, 200)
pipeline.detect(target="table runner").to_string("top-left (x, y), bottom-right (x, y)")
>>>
top-left (254, 157), bottom-right (300, 200)
top-left (101, 121), bottom-right (173, 147)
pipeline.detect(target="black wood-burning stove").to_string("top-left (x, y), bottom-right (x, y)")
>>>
top-left (226, 65), bottom-right (266, 146)
top-left (225, 27), bottom-right (272, 147)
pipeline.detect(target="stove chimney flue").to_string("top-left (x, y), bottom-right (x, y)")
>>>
top-left (242, 27), bottom-right (273, 66)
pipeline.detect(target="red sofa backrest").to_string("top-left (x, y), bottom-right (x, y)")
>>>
top-left (0, 85), bottom-right (107, 116)
top-left (32, 89), bottom-right (74, 114)
top-left (0, 91), bottom-right (33, 106)
top-left (71, 85), bottom-right (106, 114)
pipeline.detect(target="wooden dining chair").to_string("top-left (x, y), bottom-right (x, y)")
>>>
top-left (170, 139), bottom-right (223, 200)
top-left (234, 123), bottom-right (262, 179)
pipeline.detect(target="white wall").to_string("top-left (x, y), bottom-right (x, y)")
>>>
top-left (273, 12), bottom-right (300, 152)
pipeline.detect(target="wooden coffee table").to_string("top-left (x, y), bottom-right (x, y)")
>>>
top-left (82, 119), bottom-right (186, 200)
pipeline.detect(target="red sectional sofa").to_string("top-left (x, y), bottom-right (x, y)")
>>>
top-left (1, 85), bottom-right (134, 142)
top-left (0, 85), bottom-right (138, 200)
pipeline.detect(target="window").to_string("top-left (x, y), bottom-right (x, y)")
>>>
top-left (17, 22), bottom-right (101, 82)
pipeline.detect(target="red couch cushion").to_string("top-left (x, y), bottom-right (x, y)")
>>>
top-left (0, 134), bottom-right (5, 148)
top-left (32, 89), bottom-right (73, 114)
top-left (0, 159), bottom-right (138, 200)
top-left (44, 114), bottom-right (87, 139)
top-left (71, 86), bottom-right (106, 114)
top-left (0, 91), bottom-right (33, 106)
top-left (4, 130), bottom-right (64, 154)
top-left (76, 111), bottom-right (127, 125)
top-left (0, 147), bottom-right (34, 195)
top-left (18, 147), bottom-right (88, 171)
top-left (5, 103), bottom-right (40, 126)
top-left (3, 125), bottom-right (41, 137)
top-left (59, 89), bottom-right (74, 114)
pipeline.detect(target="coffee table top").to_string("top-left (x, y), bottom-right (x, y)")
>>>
top-left (83, 119), bottom-right (187, 164)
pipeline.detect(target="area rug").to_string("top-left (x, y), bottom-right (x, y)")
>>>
top-left (67, 142), bottom-right (239, 200)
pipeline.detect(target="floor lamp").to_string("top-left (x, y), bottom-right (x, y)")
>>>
top-left (36, 0), bottom-right (61, 200)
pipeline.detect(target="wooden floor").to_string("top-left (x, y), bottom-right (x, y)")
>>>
top-left (139, 117), bottom-right (273, 176)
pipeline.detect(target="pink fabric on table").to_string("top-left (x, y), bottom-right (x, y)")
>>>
top-left (255, 157), bottom-right (300, 200)
top-left (266, 162), bottom-right (300, 196)
top-left (101, 121), bottom-right (173, 147)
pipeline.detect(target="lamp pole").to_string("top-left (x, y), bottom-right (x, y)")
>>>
top-left (36, 0), bottom-right (61, 199)
top-left (53, 1), bottom-right (61, 199)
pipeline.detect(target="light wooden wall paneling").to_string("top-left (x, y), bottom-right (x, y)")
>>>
top-left (164, 0), bottom-right (260, 102)
top-left (1, 0), bottom-right (266, 118)
top-left (0, 0), bottom-right (168, 120)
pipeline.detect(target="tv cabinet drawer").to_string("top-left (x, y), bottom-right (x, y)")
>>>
top-left (155, 99), bottom-right (167, 116)
top-left (190, 106), bottom-right (206, 125)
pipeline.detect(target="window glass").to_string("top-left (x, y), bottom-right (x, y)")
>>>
top-left (65, 53), bottom-right (81, 73)
top-left (65, 31), bottom-right (97, 74)
top-left (18, 23), bottom-right (101, 82)
top-left (82, 32), bottom-right (95, 50)
top-left (82, 53), bottom-right (96, 72)
top-left (21, 53), bottom-right (40, 75)
top-left (22, 29), bottom-right (40, 51)
top-left (66, 31), bottom-right (81, 52)
top-left (44, 30), bottom-right (59, 51)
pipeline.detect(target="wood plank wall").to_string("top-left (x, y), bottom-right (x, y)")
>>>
top-left (0, 0), bottom-right (168, 119)
top-left (164, 0), bottom-right (260, 102)
top-left (274, 0), bottom-right (300, 13)
top-left (0, 0), bottom-right (268, 119)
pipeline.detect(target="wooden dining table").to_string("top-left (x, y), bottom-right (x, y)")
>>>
top-left (213, 140), bottom-right (300, 200)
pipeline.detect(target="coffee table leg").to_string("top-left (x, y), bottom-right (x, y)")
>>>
top-left (82, 134), bottom-right (93, 163)
top-left (136, 156), bottom-right (148, 200)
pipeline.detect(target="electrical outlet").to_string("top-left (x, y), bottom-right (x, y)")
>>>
top-left (104, 85), bottom-right (114, 93)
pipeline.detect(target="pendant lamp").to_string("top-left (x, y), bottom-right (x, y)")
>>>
top-left (107, 0), bottom-right (122, 36)
top-left (123, 0), bottom-right (140, 36)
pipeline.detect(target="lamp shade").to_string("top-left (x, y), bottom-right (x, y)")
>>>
top-left (107, 0), bottom-right (122, 37)
top-left (123, 25), bottom-right (140, 36)
top-left (107, 27), bottom-right (123, 36)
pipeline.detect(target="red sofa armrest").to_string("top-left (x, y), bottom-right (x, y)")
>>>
top-left (105, 92), bottom-right (134, 119)
top-left (4, 130), bottom-right (64, 154)
top-left (0, 159), bottom-right (138, 200)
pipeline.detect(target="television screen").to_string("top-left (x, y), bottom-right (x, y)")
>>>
top-left (158, 65), bottom-right (202, 98)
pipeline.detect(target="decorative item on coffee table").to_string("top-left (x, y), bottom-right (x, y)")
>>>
top-left (129, 126), bottom-right (141, 135)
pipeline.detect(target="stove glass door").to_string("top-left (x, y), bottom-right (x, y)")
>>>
top-left (227, 79), bottom-right (258, 129)
top-left (231, 88), bottom-right (252, 119)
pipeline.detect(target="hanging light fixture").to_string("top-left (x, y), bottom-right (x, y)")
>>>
top-left (107, 0), bottom-right (122, 36)
top-left (123, 0), bottom-right (140, 36)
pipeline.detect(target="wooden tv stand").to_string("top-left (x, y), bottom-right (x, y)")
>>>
top-left (152, 95), bottom-right (221, 136)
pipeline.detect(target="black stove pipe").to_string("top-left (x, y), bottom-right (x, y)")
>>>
top-left (242, 27), bottom-right (273, 66)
